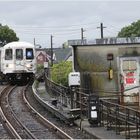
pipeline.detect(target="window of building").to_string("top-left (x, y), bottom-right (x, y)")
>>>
top-left (122, 60), bottom-right (137, 71)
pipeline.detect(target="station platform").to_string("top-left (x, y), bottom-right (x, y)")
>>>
top-left (36, 82), bottom-right (125, 139)
top-left (74, 119), bottom-right (124, 139)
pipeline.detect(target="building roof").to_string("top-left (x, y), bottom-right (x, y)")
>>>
top-left (35, 48), bottom-right (51, 62)
top-left (36, 50), bottom-right (47, 57)
top-left (35, 47), bottom-right (72, 63)
top-left (68, 37), bottom-right (140, 46)
top-left (64, 49), bottom-right (72, 61)
top-left (53, 48), bottom-right (72, 63)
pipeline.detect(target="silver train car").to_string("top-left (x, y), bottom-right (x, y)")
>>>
top-left (0, 41), bottom-right (36, 84)
top-left (71, 38), bottom-right (140, 105)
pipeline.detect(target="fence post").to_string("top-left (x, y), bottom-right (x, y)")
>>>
top-left (136, 111), bottom-right (140, 139)
top-left (115, 105), bottom-right (120, 135)
top-left (70, 87), bottom-right (75, 109)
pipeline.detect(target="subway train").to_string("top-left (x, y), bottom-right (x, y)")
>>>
top-left (0, 41), bottom-right (36, 84)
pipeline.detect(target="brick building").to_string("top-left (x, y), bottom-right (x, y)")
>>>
top-left (36, 49), bottom-right (51, 65)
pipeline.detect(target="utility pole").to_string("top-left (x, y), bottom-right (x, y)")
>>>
top-left (97, 23), bottom-right (106, 39)
top-left (81, 28), bottom-right (85, 44)
top-left (50, 35), bottom-right (53, 67)
top-left (81, 28), bottom-right (84, 41)
top-left (33, 38), bottom-right (41, 48)
top-left (33, 38), bottom-right (36, 46)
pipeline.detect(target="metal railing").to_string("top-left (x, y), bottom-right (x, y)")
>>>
top-left (44, 74), bottom-right (140, 139)
top-left (45, 75), bottom-right (71, 108)
top-left (99, 99), bottom-right (140, 139)
top-left (44, 74), bottom-right (90, 113)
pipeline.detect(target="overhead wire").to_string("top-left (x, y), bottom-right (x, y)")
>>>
top-left (11, 21), bottom-right (99, 29)
top-left (13, 23), bottom-right (99, 37)
top-left (10, 21), bottom-right (99, 36)
top-left (12, 22), bottom-right (122, 45)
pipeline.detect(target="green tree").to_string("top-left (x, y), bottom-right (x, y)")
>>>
top-left (62, 42), bottom-right (69, 48)
top-left (0, 24), bottom-right (19, 46)
top-left (51, 61), bottom-right (72, 86)
top-left (118, 20), bottom-right (140, 37)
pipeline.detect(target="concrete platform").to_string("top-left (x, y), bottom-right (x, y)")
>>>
top-left (37, 82), bottom-right (125, 139)
top-left (74, 119), bottom-right (125, 139)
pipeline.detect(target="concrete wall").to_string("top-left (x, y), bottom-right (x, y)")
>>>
top-left (72, 44), bottom-right (140, 97)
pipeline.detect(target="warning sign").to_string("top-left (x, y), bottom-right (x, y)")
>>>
top-left (126, 72), bottom-right (134, 77)
top-left (126, 78), bottom-right (135, 84)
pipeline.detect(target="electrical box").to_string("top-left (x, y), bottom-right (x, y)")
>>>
top-left (44, 62), bottom-right (48, 68)
top-left (88, 95), bottom-right (100, 126)
top-left (68, 72), bottom-right (80, 87)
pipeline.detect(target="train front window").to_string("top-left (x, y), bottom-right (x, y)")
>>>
top-left (26, 48), bottom-right (34, 59)
top-left (16, 49), bottom-right (23, 60)
top-left (5, 49), bottom-right (13, 60)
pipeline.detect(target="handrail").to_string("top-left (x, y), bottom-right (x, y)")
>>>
top-left (44, 74), bottom-right (140, 139)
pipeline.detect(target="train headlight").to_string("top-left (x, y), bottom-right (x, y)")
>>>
top-left (26, 64), bottom-right (33, 68)
top-left (6, 64), bottom-right (14, 68)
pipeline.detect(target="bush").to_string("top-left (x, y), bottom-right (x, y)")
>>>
top-left (51, 61), bottom-right (72, 86)
top-left (37, 64), bottom-right (44, 73)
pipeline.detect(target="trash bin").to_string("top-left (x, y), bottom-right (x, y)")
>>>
top-left (88, 95), bottom-right (100, 126)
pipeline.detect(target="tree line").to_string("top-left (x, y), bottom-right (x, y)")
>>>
top-left (0, 24), bottom-right (19, 47)
top-left (118, 20), bottom-right (140, 37)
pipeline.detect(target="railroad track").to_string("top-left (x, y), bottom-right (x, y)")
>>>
top-left (0, 85), bottom-right (13, 139)
top-left (27, 84), bottom-right (94, 139)
top-left (0, 85), bottom-right (22, 139)
top-left (0, 84), bottom-right (72, 139)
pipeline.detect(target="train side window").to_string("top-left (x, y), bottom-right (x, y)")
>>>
top-left (5, 49), bottom-right (13, 60)
top-left (16, 49), bottom-right (23, 60)
top-left (26, 48), bottom-right (34, 59)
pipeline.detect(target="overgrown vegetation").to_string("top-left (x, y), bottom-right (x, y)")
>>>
top-left (51, 61), bottom-right (72, 86)
top-left (37, 64), bottom-right (44, 73)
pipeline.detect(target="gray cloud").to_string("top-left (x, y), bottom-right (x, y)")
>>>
top-left (0, 1), bottom-right (139, 47)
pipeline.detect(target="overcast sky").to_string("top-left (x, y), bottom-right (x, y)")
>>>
top-left (0, 0), bottom-right (140, 48)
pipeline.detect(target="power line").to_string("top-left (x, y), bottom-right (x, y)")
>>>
top-left (15, 24), bottom-right (99, 37)
top-left (15, 22), bottom-right (124, 44)
top-left (10, 21), bottom-right (99, 29)
top-left (17, 30), bottom-right (80, 36)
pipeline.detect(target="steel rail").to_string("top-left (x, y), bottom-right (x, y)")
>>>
top-left (0, 85), bottom-right (37, 139)
top-left (6, 85), bottom-right (37, 139)
top-left (23, 84), bottom-right (73, 139)
top-left (0, 85), bottom-right (21, 139)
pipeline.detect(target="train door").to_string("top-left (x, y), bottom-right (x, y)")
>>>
top-left (15, 49), bottom-right (24, 71)
top-left (119, 57), bottom-right (140, 104)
